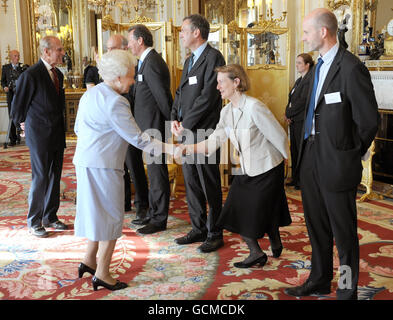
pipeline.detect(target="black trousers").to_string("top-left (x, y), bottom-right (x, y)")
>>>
top-left (182, 151), bottom-right (223, 239)
top-left (124, 144), bottom-right (148, 210)
top-left (289, 120), bottom-right (303, 185)
top-left (27, 146), bottom-right (64, 228)
top-left (146, 155), bottom-right (170, 226)
top-left (6, 93), bottom-right (18, 144)
top-left (299, 138), bottom-right (359, 300)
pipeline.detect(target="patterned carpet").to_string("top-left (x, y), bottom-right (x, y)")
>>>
top-left (0, 143), bottom-right (392, 300)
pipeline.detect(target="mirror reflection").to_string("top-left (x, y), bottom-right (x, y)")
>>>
top-left (33, 0), bottom-right (73, 73)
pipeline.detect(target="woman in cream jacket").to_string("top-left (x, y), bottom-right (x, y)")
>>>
top-left (178, 64), bottom-right (292, 268)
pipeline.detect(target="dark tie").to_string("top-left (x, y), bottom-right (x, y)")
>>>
top-left (51, 67), bottom-right (60, 94)
top-left (304, 57), bottom-right (324, 140)
top-left (187, 53), bottom-right (194, 74)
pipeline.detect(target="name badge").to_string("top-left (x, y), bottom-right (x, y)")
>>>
top-left (324, 92), bottom-right (342, 104)
top-left (189, 76), bottom-right (197, 85)
top-left (138, 74), bottom-right (143, 82)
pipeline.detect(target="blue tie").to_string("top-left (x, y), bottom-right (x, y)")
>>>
top-left (304, 57), bottom-right (324, 140)
top-left (138, 59), bottom-right (142, 71)
top-left (187, 53), bottom-right (194, 74)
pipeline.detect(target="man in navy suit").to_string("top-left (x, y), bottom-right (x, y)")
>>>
top-left (284, 8), bottom-right (379, 300)
top-left (11, 36), bottom-right (68, 237)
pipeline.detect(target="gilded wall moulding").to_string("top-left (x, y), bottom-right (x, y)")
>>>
top-left (227, 20), bottom-right (242, 33)
top-left (1, 0), bottom-right (8, 14)
top-left (128, 15), bottom-right (154, 24)
top-left (327, 0), bottom-right (351, 11)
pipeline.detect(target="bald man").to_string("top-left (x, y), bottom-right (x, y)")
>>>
top-left (1, 50), bottom-right (28, 146)
top-left (284, 9), bottom-right (379, 300)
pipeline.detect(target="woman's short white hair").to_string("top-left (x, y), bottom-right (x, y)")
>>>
top-left (97, 49), bottom-right (136, 82)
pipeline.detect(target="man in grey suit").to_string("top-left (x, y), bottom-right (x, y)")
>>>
top-left (127, 24), bottom-right (173, 234)
top-left (11, 36), bottom-right (68, 237)
top-left (284, 8), bottom-right (379, 300)
top-left (171, 14), bottom-right (225, 253)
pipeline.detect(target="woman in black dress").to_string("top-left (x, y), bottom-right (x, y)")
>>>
top-left (177, 64), bottom-right (292, 268)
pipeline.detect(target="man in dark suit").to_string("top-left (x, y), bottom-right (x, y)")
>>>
top-left (171, 14), bottom-right (225, 253)
top-left (11, 36), bottom-right (68, 237)
top-left (1, 50), bottom-right (28, 146)
top-left (127, 24), bottom-right (173, 234)
top-left (284, 8), bottom-right (379, 300)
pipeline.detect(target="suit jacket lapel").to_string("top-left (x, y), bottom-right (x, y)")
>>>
top-left (138, 49), bottom-right (155, 74)
top-left (179, 44), bottom-right (211, 87)
top-left (188, 44), bottom-right (210, 75)
top-left (38, 60), bottom-right (61, 98)
top-left (233, 106), bottom-right (243, 129)
top-left (315, 47), bottom-right (343, 108)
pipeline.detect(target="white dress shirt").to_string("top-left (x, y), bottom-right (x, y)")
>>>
top-left (138, 47), bottom-right (154, 69)
top-left (311, 43), bottom-right (339, 135)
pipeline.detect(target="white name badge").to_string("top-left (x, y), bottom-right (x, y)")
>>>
top-left (189, 76), bottom-right (197, 85)
top-left (324, 92), bottom-right (342, 104)
top-left (138, 74), bottom-right (143, 82)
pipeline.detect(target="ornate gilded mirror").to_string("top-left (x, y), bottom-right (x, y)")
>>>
top-left (28, 0), bottom-right (74, 73)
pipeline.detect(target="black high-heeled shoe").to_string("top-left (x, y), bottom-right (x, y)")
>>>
top-left (78, 262), bottom-right (96, 278)
top-left (272, 246), bottom-right (283, 258)
top-left (92, 276), bottom-right (128, 291)
top-left (234, 253), bottom-right (268, 268)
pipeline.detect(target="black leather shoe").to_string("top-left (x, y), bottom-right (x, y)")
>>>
top-left (131, 217), bottom-right (150, 225)
top-left (175, 230), bottom-right (207, 245)
top-left (137, 223), bottom-right (166, 235)
top-left (78, 263), bottom-right (96, 278)
top-left (131, 208), bottom-right (149, 225)
top-left (198, 238), bottom-right (224, 253)
top-left (284, 280), bottom-right (331, 297)
top-left (8, 141), bottom-right (16, 147)
top-left (272, 245), bottom-right (283, 258)
top-left (43, 220), bottom-right (68, 230)
top-left (29, 226), bottom-right (49, 238)
top-left (92, 276), bottom-right (128, 291)
top-left (234, 253), bottom-right (267, 268)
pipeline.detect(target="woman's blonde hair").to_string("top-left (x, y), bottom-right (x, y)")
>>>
top-left (215, 64), bottom-right (250, 92)
top-left (97, 49), bottom-right (136, 82)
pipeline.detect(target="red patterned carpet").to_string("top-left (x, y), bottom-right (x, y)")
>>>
top-left (0, 143), bottom-right (392, 300)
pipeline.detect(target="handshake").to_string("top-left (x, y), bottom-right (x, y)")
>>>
top-left (173, 143), bottom-right (192, 161)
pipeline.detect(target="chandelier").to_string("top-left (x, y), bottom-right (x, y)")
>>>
top-left (87, 0), bottom-right (158, 16)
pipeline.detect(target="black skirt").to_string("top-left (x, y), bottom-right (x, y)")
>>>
top-left (217, 161), bottom-right (291, 239)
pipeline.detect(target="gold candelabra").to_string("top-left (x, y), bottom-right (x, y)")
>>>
top-left (247, 0), bottom-right (287, 30)
top-left (87, 0), bottom-right (158, 17)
